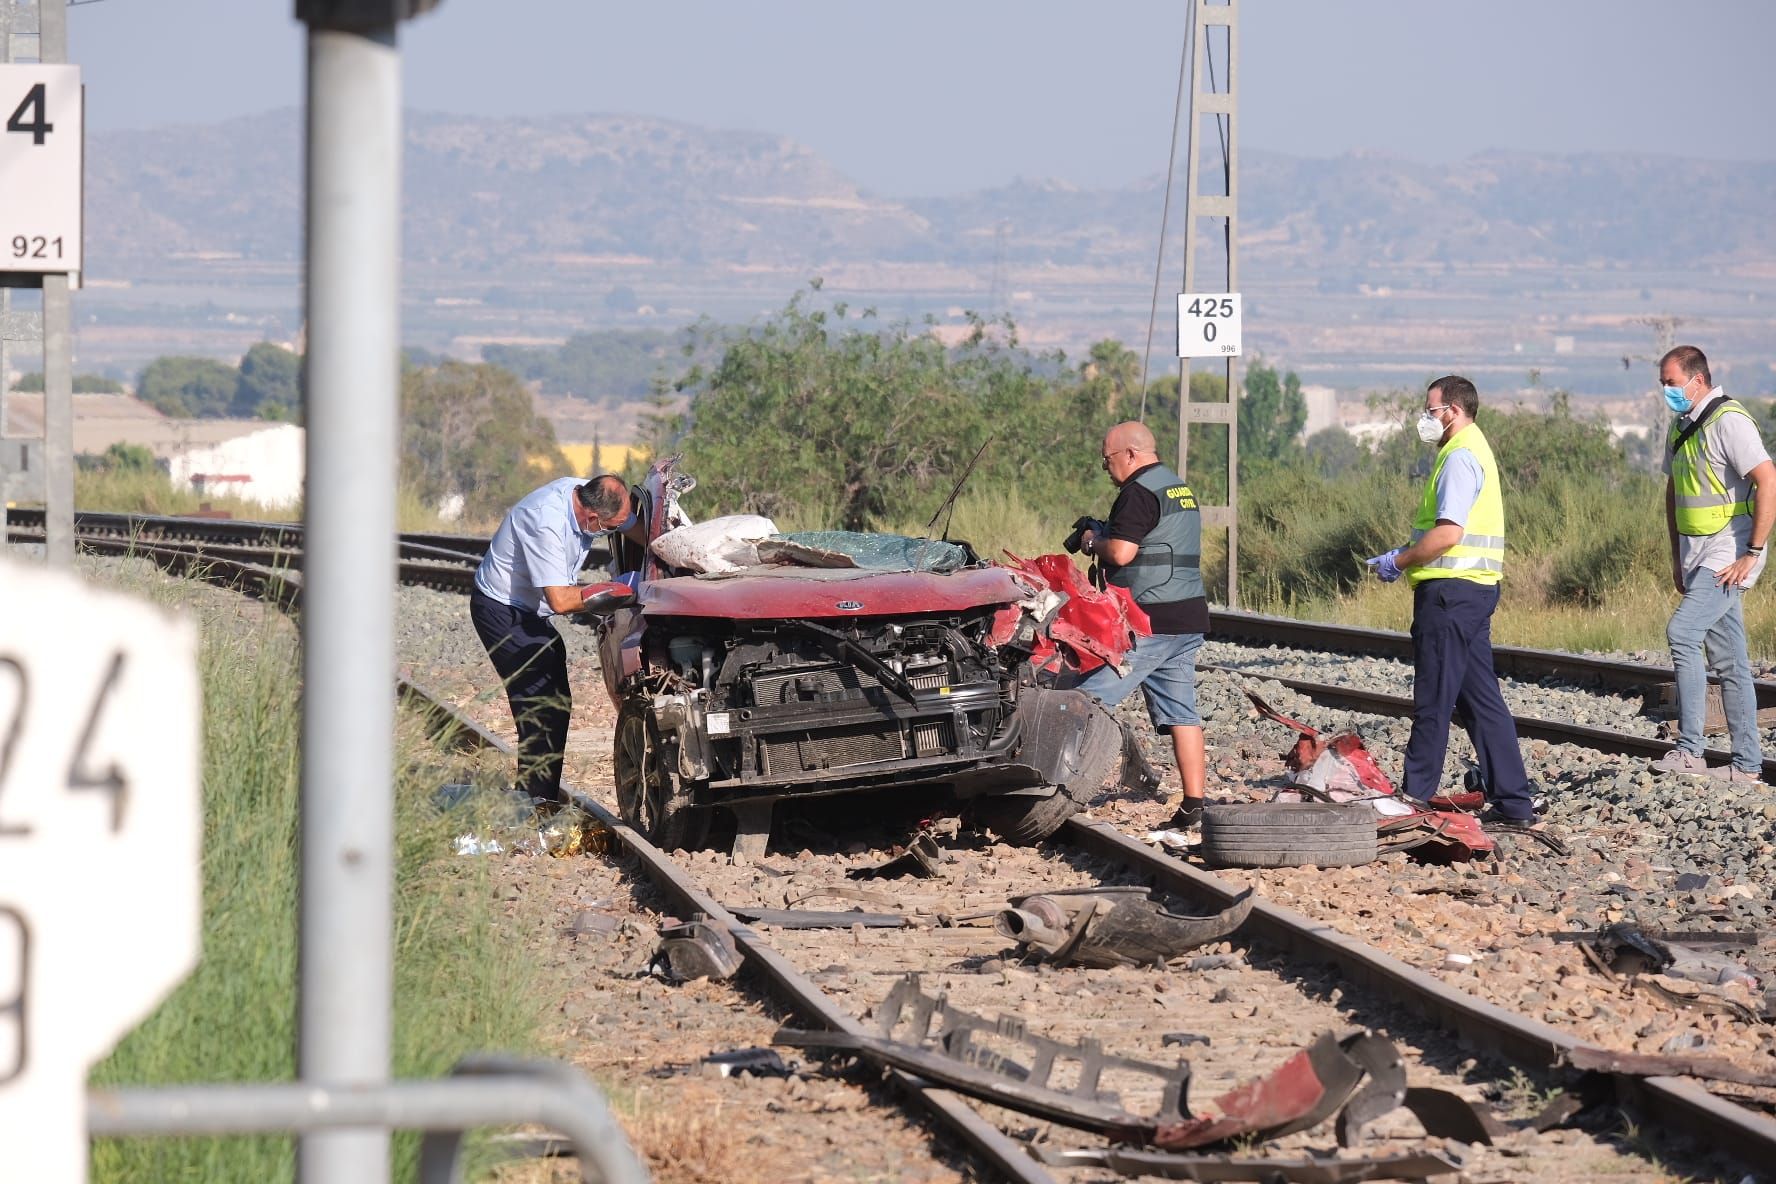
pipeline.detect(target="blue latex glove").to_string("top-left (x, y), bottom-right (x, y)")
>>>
top-left (1364, 549), bottom-right (1403, 583)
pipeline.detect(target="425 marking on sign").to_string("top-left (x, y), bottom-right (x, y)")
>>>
top-left (1176, 291), bottom-right (1243, 359)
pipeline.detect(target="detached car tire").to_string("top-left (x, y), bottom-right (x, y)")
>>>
top-left (614, 700), bottom-right (710, 852)
top-left (1200, 801), bottom-right (1377, 869)
top-left (974, 790), bottom-right (1081, 846)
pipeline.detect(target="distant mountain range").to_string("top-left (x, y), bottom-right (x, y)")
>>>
top-left (76, 109), bottom-right (1776, 398)
top-left (88, 109), bottom-right (1776, 275)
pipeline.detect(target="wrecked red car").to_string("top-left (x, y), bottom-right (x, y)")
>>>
top-left (587, 457), bottom-right (1136, 852)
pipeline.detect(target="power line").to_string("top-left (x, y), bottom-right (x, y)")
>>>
top-left (1139, 13), bottom-right (1195, 422)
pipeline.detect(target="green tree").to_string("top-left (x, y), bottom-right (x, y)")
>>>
top-left (1305, 426), bottom-right (1369, 479)
top-left (1240, 359), bottom-right (1307, 472)
top-left (11, 371), bottom-right (125, 394)
top-left (673, 295), bottom-right (1085, 531)
top-left (401, 361), bottom-right (567, 521)
top-left (1082, 339), bottom-right (1140, 418)
top-left (137, 356), bottom-right (239, 418)
top-left (234, 342), bottom-right (302, 421)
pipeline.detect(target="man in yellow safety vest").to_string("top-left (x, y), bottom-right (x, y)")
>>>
top-left (1364, 376), bottom-right (1539, 828)
top-left (1652, 345), bottom-right (1775, 783)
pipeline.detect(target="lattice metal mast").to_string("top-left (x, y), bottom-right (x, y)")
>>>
top-left (1176, 0), bottom-right (1239, 607)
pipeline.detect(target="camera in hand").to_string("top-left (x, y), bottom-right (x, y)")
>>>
top-left (1063, 516), bottom-right (1106, 554)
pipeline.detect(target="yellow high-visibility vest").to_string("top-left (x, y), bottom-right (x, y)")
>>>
top-left (1670, 400), bottom-right (1756, 536)
top-left (1406, 422), bottom-right (1505, 587)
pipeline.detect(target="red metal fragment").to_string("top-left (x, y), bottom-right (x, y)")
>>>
top-left (1001, 551), bottom-right (1150, 673)
top-left (1153, 1032), bottom-right (1364, 1150)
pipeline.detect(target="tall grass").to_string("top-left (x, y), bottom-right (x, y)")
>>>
top-left (87, 586), bottom-right (542, 1180)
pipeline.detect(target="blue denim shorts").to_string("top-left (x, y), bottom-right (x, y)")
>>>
top-left (1074, 631), bottom-right (1204, 730)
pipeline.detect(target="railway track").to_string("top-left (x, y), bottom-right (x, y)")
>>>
top-left (29, 522), bottom-right (1776, 1180)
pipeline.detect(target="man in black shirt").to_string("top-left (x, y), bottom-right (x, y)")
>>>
top-left (1077, 421), bottom-right (1209, 827)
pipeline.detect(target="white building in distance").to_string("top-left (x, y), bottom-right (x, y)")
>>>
top-left (4, 393), bottom-right (304, 508)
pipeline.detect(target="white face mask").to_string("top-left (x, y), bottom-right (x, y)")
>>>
top-left (1416, 411), bottom-right (1446, 444)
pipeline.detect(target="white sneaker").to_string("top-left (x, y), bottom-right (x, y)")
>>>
top-left (1650, 749), bottom-right (1708, 776)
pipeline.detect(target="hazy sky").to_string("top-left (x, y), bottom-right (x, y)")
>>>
top-left (70, 0), bottom-right (1776, 195)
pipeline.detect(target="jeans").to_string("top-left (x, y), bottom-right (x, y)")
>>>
top-left (1668, 567), bottom-right (1762, 773)
top-left (1402, 579), bottom-right (1535, 819)
top-left (469, 589), bottom-right (572, 804)
top-left (1075, 631), bottom-right (1204, 730)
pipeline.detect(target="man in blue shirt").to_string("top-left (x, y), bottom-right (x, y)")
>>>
top-left (471, 473), bottom-right (637, 809)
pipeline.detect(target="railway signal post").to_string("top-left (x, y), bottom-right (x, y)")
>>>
top-left (1175, 0), bottom-right (1241, 607)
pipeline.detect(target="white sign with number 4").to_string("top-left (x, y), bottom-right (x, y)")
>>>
top-left (1176, 292), bottom-right (1242, 358)
top-left (0, 64), bottom-right (82, 276)
top-left (0, 558), bottom-right (200, 1182)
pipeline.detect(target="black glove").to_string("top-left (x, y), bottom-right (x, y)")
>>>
top-left (1063, 516), bottom-right (1107, 554)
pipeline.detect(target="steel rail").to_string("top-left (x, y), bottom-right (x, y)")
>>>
top-left (9, 530), bottom-right (479, 594)
top-left (1209, 608), bottom-right (1776, 710)
top-left (1198, 662), bottom-right (1776, 782)
top-left (87, 537), bottom-right (1776, 1175)
top-left (567, 796), bottom-right (1060, 1184)
top-left (394, 681), bottom-right (1056, 1182)
top-left (1057, 818), bottom-right (1776, 1174)
top-left (10, 508), bottom-right (498, 564)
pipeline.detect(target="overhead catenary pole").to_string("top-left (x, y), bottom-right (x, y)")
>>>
top-left (294, 0), bottom-right (431, 1179)
top-left (37, 0), bottom-right (69, 567)
top-left (1177, 0), bottom-right (1239, 607)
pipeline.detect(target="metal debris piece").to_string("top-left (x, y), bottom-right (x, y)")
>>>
top-left (1163, 1033), bottom-right (1212, 1049)
top-left (1588, 922), bottom-right (1761, 988)
top-left (996, 887), bottom-right (1254, 969)
top-left (701, 1048), bottom-right (795, 1079)
top-left (776, 973), bottom-right (1189, 1140)
top-left (1153, 1032), bottom-right (1370, 1151)
top-left (1031, 1145), bottom-right (1468, 1182)
top-left (785, 885), bottom-right (901, 909)
top-left (653, 916), bottom-right (743, 982)
top-left (1530, 1089), bottom-right (1590, 1133)
top-left (1629, 976), bottom-right (1764, 1024)
top-left (1564, 1046), bottom-right (1776, 1089)
top-left (1555, 927), bottom-right (1764, 948)
top-left (1245, 690), bottom-right (1494, 863)
top-left (730, 906), bottom-right (907, 929)
top-left (1396, 1087), bottom-right (1507, 1144)
top-left (846, 832), bottom-right (947, 880)
top-left (1333, 1033), bottom-right (1407, 1147)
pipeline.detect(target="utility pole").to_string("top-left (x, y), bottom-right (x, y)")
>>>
top-left (1176, 0), bottom-right (1241, 607)
top-left (293, 1), bottom-right (437, 1180)
top-left (0, 0), bottom-right (77, 566)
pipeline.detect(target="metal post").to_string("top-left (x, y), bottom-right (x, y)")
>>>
top-left (36, 0), bottom-right (70, 567)
top-left (297, 12), bottom-right (402, 1182)
top-left (1177, 0), bottom-right (1240, 607)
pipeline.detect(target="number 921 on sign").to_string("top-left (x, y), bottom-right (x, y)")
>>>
top-left (0, 65), bottom-right (82, 277)
top-left (1176, 292), bottom-right (1242, 358)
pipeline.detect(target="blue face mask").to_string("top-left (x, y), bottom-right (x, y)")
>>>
top-left (1664, 382), bottom-right (1694, 414)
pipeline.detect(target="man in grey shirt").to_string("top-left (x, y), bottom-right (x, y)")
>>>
top-left (1652, 345), bottom-right (1776, 782)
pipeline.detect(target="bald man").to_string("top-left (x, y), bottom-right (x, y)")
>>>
top-left (1078, 421), bottom-right (1209, 827)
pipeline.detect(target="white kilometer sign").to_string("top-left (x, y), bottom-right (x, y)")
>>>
top-left (1176, 292), bottom-right (1242, 358)
top-left (0, 64), bottom-right (82, 276)
top-left (0, 559), bottom-right (201, 1182)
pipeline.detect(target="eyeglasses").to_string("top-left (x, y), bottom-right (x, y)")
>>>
top-left (1101, 448), bottom-right (1131, 471)
top-left (1423, 404), bottom-right (1454, 417)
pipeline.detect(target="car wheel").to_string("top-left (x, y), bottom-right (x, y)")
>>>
top-left (973, 790), bottom-right (1080, 846)
top-left (1200, 802), bottom-right (1377, 869)
top-left (614, 699), bottom-right (710, 851)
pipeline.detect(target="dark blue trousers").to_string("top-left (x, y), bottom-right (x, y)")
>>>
top-left (470, 589), bottom-right (572, 805)
top-left (1403, 579), bottom-right (1535, 819)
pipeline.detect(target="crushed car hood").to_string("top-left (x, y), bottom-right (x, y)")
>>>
top-left (640, 566), bottom-right (1030, 620)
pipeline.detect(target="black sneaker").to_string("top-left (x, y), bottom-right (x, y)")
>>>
top-left (1168, 799), bottom-right (1205, 830)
